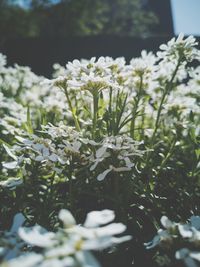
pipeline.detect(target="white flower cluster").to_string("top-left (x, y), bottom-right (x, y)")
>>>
top-left (90, 136), bottom-right (145, 181)
top-left (1, 34), bottom-right (200, 267)
top-left (157, 33), bottom-right (200, 62)
top-left (2, 125), bottom-right (88, 178)
top-left (50, 56), bottom-right (126, 102)
top-left (0, 209), bottom-right (131, 267)
top-left (0, 61), bottom-right (40, 97)
top-left (0, 97), bottom-right (27, 136)
top-left (51, 34), bottom-right (200, 130)
top-left (0, 34), bottom-right (200, 138)
top-left (0, 56), bottom-right (69, 137)
top-left (126, 50), bottom-right (158, 96)
top-left (2, 123), bottom-right (145, 184)
top-left (145, 215), bottom-right (200, 267)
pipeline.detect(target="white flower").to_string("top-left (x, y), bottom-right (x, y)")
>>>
top-left (1, 209), bottom-right (131, 267)
top-left (89, 135), bottom-right (145, 180)
top-left (84, 210), bottom-right (115, 228)
top-left (2, 209), bottom-right (131, 267)
top-left (130, 50), bottom-right (157, 75)
top-left (158, 33), bottom-right (199, 62)
top-left (146, 214), bottom-right (200, 267)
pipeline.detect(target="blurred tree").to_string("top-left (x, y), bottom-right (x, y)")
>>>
top-left (0, 0), bottom-right (158, 42)
top-left (101, 0), bottom-right (158, 36)
top-left (0, 0), bottom-right (38, 45)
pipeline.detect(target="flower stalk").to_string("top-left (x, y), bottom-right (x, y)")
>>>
top-left (92, 91), bottom-right (99, 140)
top-left (130, 75), bottom-right (143, 139)
top-left (63, 87), bottom-right (81, 132)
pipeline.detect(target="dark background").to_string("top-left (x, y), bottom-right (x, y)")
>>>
top-left (0, 36), bottom-right (175, 77)
top-left (0, 0), bottom-right (177, 77)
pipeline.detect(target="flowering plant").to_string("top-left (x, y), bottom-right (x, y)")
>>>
top-left (0, 34), bottom-right (200, 267)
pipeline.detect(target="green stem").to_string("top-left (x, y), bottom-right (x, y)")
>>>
top-left (156, 136), bottom-right (177, 176)
top-left (69, 163), bottom-right (74, 210)
top-left (150, 58), bottom-right (181, 147)
top-left (63, 87), bottom-right (81, 132)
top-left (130, 75), bottom-right (143, 139)
top-left (144, 58), bottom-right (182, 188)
top-left (140, 105), bottom-right (145, 140)
top-left (92, 92), bottom-right (99, 140)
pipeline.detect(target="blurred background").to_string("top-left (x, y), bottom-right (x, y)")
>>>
top-left (0, 0), bottom-right (199, 76)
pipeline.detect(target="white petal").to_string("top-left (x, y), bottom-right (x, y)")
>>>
top-left (110, 235), bottom-right (132, 244)
top-left (2, 161), bottom-right (18, 169)
top-left (75, 251), bottom-right (101, 267)
top-left (177, 32), bottom-right (184, 42)
top-left (190, 252), bottom-right (200, 262)
top-left (3, 144), bottom-right (17, 160)
top-left (95, 223), bottom-right (126, 236)
top-left (83, 235), bottom-right (130, 250)
top-left (48, 154), bottom-right (58, 162)
top-left (82, 237), bottom-right (113, 250)
top-left (144, 235), bottom-right (160, 249)
top-left (19, 226), bottom-right (56, 247)
top-left (39, 257), bottom-right (75, 267)
top-left (0, 247), bottom-right (5, 256)
top-left (42, 147), bottom-right (50, 157)
top-left (96, 146), bottom-right (107, 158)
top-left (160, 44), bottom-right (168, 50)
top-left (10, 213), bottom-right (25, 233)
top-left (58, 209), bottom-right (76, 228)
top-left (84, 209), bottom-right (115, 228)
top-left (178, 224), bottom-right (192, 238)
top-left (160, 216), bottom-right (174, 228)
top-left (73, 141), bottom-right (81, 151)
top-left (111, 166), bottom-right (131, 172)
top-left (90, 160), bottom-right (99, 171)
top-left (96, 169), bottom-right (111, 181)
top-left (33, 143), bottom-right (43, 150)
top-left (45, 244), bottom-right (74, 259)
top-left (35, 155), bottom-right (44, 162)
top-left (124, 157), bottom-right (134, 168)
